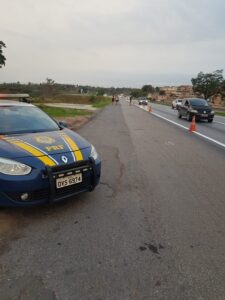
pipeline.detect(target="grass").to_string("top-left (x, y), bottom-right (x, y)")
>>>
top-left (37, 105), bottom-right (92, 117)
top-left (34, 94), bottom-right (111, 105)
top-left (92, 98), bottom-right (111, 108)
top-left (215, 111), bottom-right (225, 117)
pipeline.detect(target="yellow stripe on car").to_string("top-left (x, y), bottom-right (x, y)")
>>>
top-left (60, 134), bottom-right (83, 161)
top-left (8, 140), bottom-right (57, 166)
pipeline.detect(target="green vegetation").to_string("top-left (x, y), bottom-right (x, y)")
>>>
top-left (89, 95), bottom-right (111, 108)
top-left (142, 85), bottom-right (154, 94)
top-left (35, 94), bottom-right (111, 106)
top-left (215, 111), bottom-right (225, 117)
top-left (191, 70), bottom-right (225, 100)
top-left (37, 105), bottom-right (91, 117)
top-left (0, 81), bottom-right (133, 98)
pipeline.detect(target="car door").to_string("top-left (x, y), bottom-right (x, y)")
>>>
top-left (182, 99), bottom-right (189, 117)
top-left (179, 100), bottom-right (186, 116)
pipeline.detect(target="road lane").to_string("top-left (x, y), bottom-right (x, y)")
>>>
top-left (0, 101), bottom-right (225, 299)
top-left (135, 101), bottom-right (225, 146)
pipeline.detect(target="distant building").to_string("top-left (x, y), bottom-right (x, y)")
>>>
top-left (151, 85), bottom-right (195, 102)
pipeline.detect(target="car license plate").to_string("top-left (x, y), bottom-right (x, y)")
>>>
top-left (202, 114), bottom-right (208, 117)
top-left (56, 173), bottom-right (82, 189)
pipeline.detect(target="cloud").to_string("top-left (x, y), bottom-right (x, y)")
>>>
top-left (1, 0), bottom-right (225, 86)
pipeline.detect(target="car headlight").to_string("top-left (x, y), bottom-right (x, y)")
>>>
top-left (211, 111), bottom-right (215, 114)
top-left (90, 145), bottom-right (98, 160)
top-left (0, 158), bottom-right (32, 176)
top-left (190, 109), bottom-right (198, 113)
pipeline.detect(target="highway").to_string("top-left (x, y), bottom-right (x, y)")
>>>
top-left (135, 101), bottom-right (225, 148)
top-left (0, 100), bottom-right (225, 299)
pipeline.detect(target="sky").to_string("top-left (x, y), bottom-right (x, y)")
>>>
top-left (1, 0), bottom-right (225, 87)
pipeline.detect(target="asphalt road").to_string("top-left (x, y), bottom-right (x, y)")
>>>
top-left (141, 102), bottom-right (225, 146)
top-left (0, 100), bottom-right (225, 300)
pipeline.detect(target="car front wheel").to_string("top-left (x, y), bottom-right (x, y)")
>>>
top-left (208, 119), bottom-right (213, 123)
top-left (186, 113), bottom-right (192, 122)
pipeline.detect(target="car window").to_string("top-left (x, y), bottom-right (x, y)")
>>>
top-left (0, 106), bottom-right (59, 134)
top-left (190, 99), bottom-right (209, 106)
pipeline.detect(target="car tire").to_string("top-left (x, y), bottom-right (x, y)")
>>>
top-left (178, 111), bottom-right (182, 119)
top-left (208, 119), bottom-right (213, 123)
top-left (187, 113), bottom-right (192, 122)
top-left (172, 106), bottom-right (174, 109)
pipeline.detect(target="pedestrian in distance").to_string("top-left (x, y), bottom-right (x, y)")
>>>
top-left (115, 95), bottom-right (119, 105)
top-left (112, 95), bottom-right (115, 105)
top-left (129, 95), bottom-right (133, 105)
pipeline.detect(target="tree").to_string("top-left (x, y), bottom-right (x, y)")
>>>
top-left (141, 85), bottom-right (154, 95)
top-left (96, 88), bottom-right (105, 96)
top-left (41, 78), bottom-right (56, 97)
top-left (46, 78), bottom-right (55, 85)
top-left (131, 89), bottom-right (146, 98)
top-left (0, 41), bottom-right (6, 68)
top-left (191, 70), bottom-right (224, 100)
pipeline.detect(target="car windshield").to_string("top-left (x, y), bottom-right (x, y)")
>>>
top-left (0, 106), bottom-right (60, 135)
top-left (190, 99), bottom-right (208, 106)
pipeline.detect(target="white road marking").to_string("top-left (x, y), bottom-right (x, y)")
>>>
top-left (214, 121), bottom-right (225, 126)
top-left (194, 131), bottom-right (225, 149)
top-left (134, 103), bottom-right (225, 149)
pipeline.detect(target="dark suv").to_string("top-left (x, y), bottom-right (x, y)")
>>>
top-left (178, 98), bottom-right (214, 122)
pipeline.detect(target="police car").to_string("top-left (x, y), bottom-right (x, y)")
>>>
top-left (0, 94), bottom-right (101, 207)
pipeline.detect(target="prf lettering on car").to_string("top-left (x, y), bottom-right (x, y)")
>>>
top-left (45, 145), bottom-right (64, 151)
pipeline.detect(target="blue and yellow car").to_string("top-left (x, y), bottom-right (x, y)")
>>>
top-left (0, 95), bottom-right (101, 207)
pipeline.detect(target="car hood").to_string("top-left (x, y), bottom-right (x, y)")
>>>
top-left (0, 128), bottom-right (90, 160)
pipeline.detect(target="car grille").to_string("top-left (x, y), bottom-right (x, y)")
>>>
top-left (196, 108), bottom-right (211, 114)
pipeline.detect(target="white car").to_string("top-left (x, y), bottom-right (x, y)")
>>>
top-left (172, 99), bottom-right (182, 109)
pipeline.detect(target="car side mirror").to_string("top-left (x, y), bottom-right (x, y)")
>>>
top-left (58, 120), bottom-right (68, 128)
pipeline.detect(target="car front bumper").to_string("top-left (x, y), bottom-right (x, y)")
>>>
top-left (0, 158), bottom-right (101, 207)
top-left (192, 113), bottom-right (214, 121)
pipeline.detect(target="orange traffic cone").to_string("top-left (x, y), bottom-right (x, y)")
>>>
top-left (189, 116), bottom-right (197, 132)
top-left (148, 105), bottom-right (152, 112)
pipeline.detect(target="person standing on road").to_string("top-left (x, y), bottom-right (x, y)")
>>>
top-left (129, 95), bottom-right (133, 105)
top-left (112, 95), bottom-right (115, 105)
top-left (115, 95), bottom-right (119, 105)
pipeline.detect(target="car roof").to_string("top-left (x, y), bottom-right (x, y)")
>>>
top-left (186, 98), bottom-right (206, 101)
top-left (0, 100), bottom-right (34, 107)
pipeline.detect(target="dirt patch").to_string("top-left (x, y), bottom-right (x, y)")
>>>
top-left (0, 275), bottom-right (57, 300)
top-left (0, 213), bottom-right (19, 235)
top-left (56, 115), bottom-right (92, 131)
top-left (0, 210), bottom-right (28, 256)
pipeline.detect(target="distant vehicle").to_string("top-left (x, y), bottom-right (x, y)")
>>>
top-left (172, 99), bottom-right (182, 109)
top-left (0, 95), bottom-right (101, 207)
top-left (138, 97), bottom-right (148, 105)
top-left (178, 98), bottom-right (214, 122)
